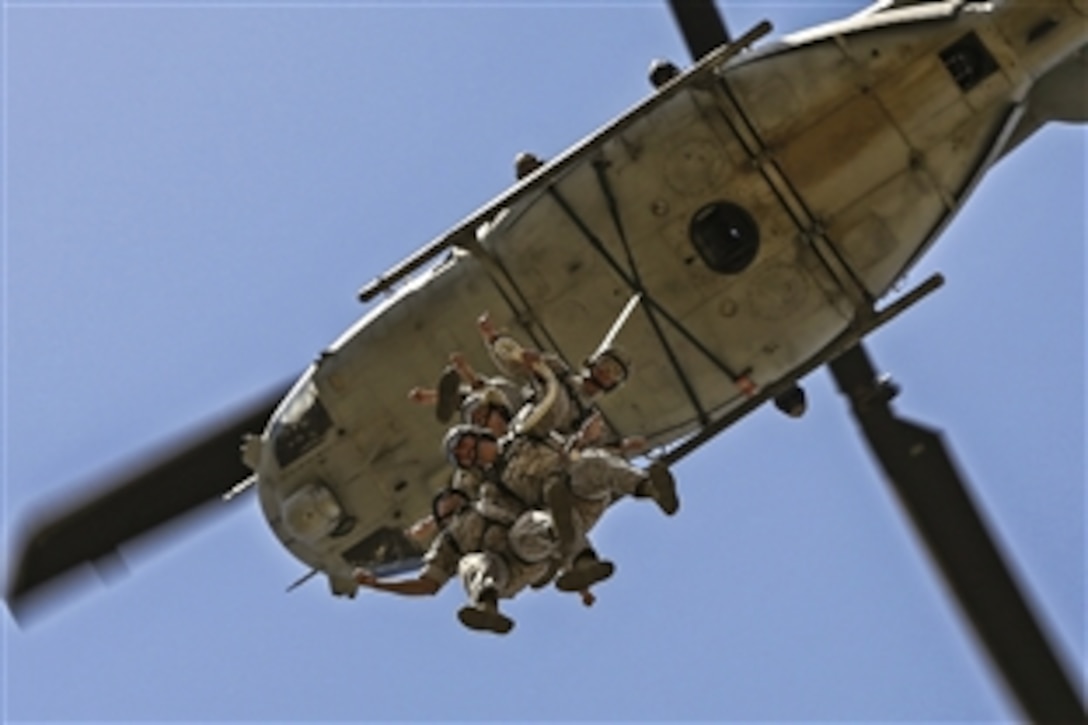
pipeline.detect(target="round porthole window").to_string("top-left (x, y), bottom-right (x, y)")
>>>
top-left (689, 201), bottom-right (760, 274)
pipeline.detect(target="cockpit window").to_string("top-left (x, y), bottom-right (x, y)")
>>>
top-left (271, 382), bottom-right (332, 469)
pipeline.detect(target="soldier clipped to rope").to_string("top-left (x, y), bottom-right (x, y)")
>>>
top-left (366, 302), bottom-right (679, 633)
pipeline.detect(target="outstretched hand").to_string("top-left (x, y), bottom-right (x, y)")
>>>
top-left (407, 387), bottom-right (435, 404)
top-left (477, 311), bottom-right (499, 342)
top-left (353, 568), bottom-right (377, 587)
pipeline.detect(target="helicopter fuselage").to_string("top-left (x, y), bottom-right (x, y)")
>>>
top-left (250, 0), bottom-right (1087, 592)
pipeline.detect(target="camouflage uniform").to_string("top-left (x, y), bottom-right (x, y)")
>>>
top-left (484, 433), bottom-right (633, 576)
top-left (465, 375), bottom-right (526, 420)
top-left (568, 448), bottom-right (648, 501)
top-left (450, 468), bottom-right (483, 500)
top-left (486, 434), bottom-right (568, 510)
top-left (564, 448), bottom-right (652, 548)
top-left (421, 502), bottom-right (555, 606)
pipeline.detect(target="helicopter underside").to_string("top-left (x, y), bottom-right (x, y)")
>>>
top-left (254, 1), bottom-right (1086, 585)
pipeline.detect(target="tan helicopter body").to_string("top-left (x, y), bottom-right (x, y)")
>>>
top-left (246, 0), bottom-right (1087, 591)
top-left (7, 1), bottom-right (1086, 719)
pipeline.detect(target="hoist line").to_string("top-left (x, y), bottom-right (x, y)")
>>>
top-left (590, 160), bottom-right (710, 426)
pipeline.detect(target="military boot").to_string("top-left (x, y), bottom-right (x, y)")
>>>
top-left (457, 588), bottom-right (514, 635)
top-left (555, 550), bottom-right (615, 592)
top-left (544, 480), bottom-right (577, 555)
top-left (435, 366), bottom-right (462, 423)
top-left (646, 461), bottom-right (679, 516)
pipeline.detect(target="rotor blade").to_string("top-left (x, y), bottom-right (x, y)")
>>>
top-left (828, 344), bottom-right (1085, 723)
top-left (6, 380), bottom-right (292, 620)
top-left (667, 0), bottom-right (732, 62)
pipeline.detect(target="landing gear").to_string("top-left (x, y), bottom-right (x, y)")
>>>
top-left (773, 383), bottom-right (807, 418)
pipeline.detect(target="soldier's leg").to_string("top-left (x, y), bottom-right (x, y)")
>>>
top-left (543, 476), bottom-right (577, 555)
top-left (457, 553), bottom-right (514, 634)
top-left (509, 507), bottom-right (579, 590)
top-left (571, 449), bottom-right (678, 516)
top-left (506, 557), bottom-right (554, 597)
top-left (508, 510), bottom-right (560, 564)
top-left (567, 451), bottom-right (620, 501)
top-left (554, 501), bottom-right (614, 592)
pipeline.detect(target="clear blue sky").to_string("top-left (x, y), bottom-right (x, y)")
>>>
top-left (3, 2), bottom-right (1084, 721)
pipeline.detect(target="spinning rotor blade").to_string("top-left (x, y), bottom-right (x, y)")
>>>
top-left (667, 0), bottom-right (732, 62)
top-left (6, 381), bottom-right (291, 621)
top-left (829, 344), bottom-right (1085, 723)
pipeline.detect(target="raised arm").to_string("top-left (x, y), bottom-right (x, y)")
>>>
top-left (353, 569), bottom-right (441, 597)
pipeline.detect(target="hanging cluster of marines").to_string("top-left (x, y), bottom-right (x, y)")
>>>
top-left (352, 310), bottom-right (678, 634)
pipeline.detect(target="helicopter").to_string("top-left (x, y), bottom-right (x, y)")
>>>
top-left (4, 2), bottom-right (1083, 718)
